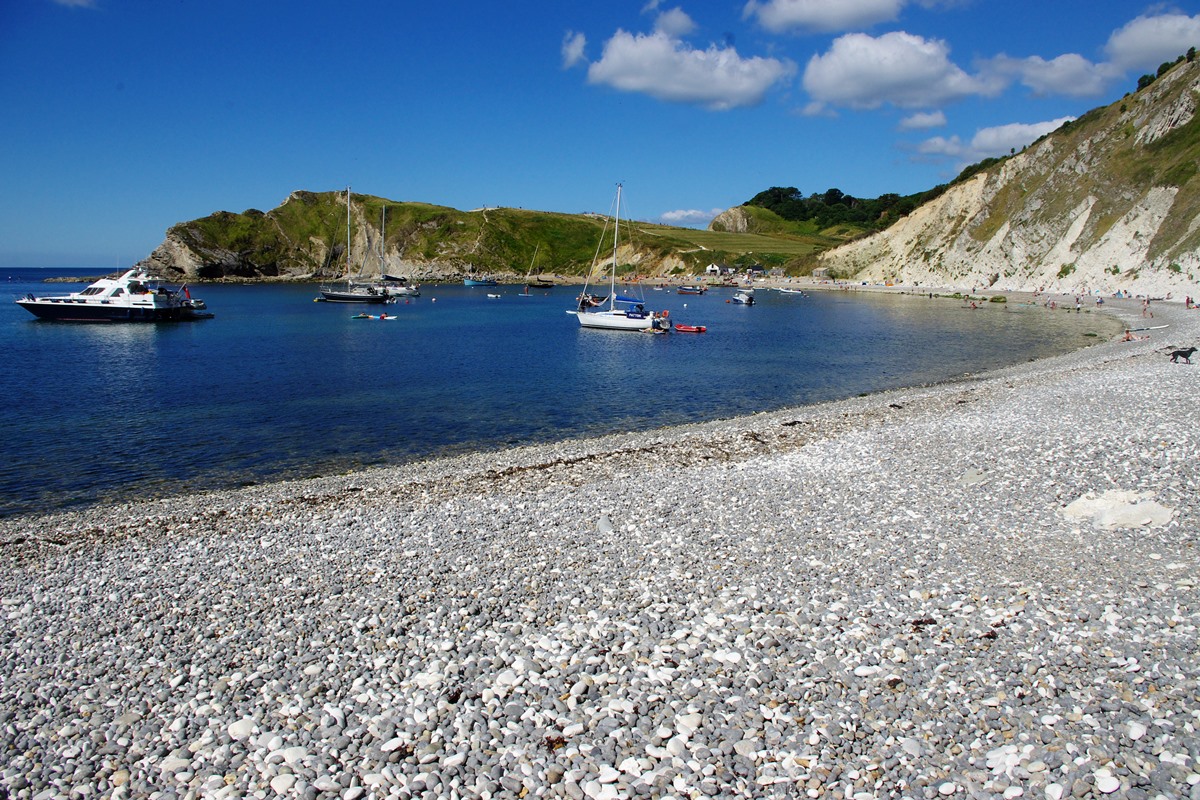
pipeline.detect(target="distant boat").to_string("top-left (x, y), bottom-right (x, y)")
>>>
top-left (318, 188), bottom-right (394, 304)
top-left (732, 289), bottom-right (755, 305)
top-left (464, 276), bottom-right (499, 286)
top-left (383, 280), bottom-right (420, 297)
top-left (16, 269), bottom-right (213, 322)
top-left (525, 244), bottom-right (554, 289)
top-left (678, 285), bottom-right (706, 295)
top-left (673, 324), bottom-right (706, 333)
top-left (777, 288), bottom-right (807, 296)
top-left (576, 184), bottom-right (670, 332)
top-left (377, 207), bottom-right (420, 297)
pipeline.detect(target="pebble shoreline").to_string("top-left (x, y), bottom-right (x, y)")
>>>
top-left (1, 299), bottom-right (1197, 800)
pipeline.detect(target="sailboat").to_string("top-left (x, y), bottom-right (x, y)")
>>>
top-left (525, 244), bottom-right (554, 289)
top-left (317, 188), bottom-right (393, 304)
top-left (378, 206), bottom-right (420, 297)
top-left (575, 184), bottom-right (669, 332)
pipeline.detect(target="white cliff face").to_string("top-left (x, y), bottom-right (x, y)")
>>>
top-left (820, 62), bottom-right (1200, 298)
top-left (709, 207), bottom-right (755, 233)
top-left (140, 233), bottom-right (210, 281)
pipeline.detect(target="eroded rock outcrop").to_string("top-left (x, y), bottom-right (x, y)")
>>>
top-left (819, 61), bottom-right (1200, 296)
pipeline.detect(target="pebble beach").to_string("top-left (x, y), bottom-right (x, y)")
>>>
top-left (1, 298), bottom-right (1197, 800)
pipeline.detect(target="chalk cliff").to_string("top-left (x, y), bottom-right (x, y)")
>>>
top-left (819, 59), bottom-right (1200, 297)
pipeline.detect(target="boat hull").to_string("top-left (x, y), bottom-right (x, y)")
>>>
top-left (577, 310), bottom-right (654, 331)
top-left (463, 278), bottom-right (498, 286)
top-left (17, 298), bottom-right (194, 322)
top-left (317, 290), bottom-right (392, 304)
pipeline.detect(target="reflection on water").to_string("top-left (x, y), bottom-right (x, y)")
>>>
top-left (0, 273), bottom-right (1119, 517)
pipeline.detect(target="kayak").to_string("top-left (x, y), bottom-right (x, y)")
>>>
top-left (674, 324), bottom-right (706, 333)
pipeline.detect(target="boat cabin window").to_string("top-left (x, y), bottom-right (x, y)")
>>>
top-left (79, 287), bottom-right (105, 296)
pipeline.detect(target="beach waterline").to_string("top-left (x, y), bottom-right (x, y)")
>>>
top-left (0, 299), bottom-right (1196, 798)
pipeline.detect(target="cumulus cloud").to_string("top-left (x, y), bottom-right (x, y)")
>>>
top-left (562, 31), bottom-right (588, 69)
top-left (918, 116), bottom-right (1074, 166)
top-left (803, 31), bottom-right (1000, 111)
top-left (660, 208), bottom-right (725, 227)
top-left (985, 53), bottom-right (1119, 98)
top-left (970, 11), bottom-right (1200, 101)
top-left (654, 7), bottom-right (698, 37)
top-left (743, 0), bottom-right (967, 33)
top-left (743, 0), bottom-right (904, 33)
top-left (588, 28), bottom-right (795, 110)
top-left (899, 110), bottom-right (946, 130)
top-left (1105, 13), bottom-right (1200, 72)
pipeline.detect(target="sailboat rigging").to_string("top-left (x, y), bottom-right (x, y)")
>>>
top-left (525, 244), bottom-right (554, 290)
top-left (317, 187), bottom-right (394, 304)
top-left (379, 205), bottom-right (420, 297)
top-left (574, 184), bottom-right (670, 332)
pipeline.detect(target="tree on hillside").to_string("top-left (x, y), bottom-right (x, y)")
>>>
top-left (743, 185), bottom-right (929, 232)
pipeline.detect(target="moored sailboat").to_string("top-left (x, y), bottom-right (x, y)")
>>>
top-left (575, 185), bottom-right (670, 332)
top-left (317, 188), bottom-right (394, 304)
top-left (525, 244), bottom-right (554, 289)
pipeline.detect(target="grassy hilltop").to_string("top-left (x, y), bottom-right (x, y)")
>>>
top-left (145, 190), bottom-right (864, 283)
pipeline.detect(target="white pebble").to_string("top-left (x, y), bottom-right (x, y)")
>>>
top-left (227, 718), bottom-right (255, 741)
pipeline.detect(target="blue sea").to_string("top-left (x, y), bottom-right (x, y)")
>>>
top-left (0, 268), bottom-right (1113, 518)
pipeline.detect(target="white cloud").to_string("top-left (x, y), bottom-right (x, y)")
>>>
top-left (803, 31), bottom-right (1000, 111)
top-left (743, 0), bottom-right (904, 33)
top-left (562, 31), bottom-right (587, 69)
top-left (588, 29), bottom-right (795, 111)
top-left (1105, 13), bottom-right (1200, 72)
top-left (654, 7), bottom-right (697, 37)
top-left (660, 208), bottom-right (725, 227)
top-left (899, 110), bottom-right (946, 130)
top-left (986, 53), bottom-right (1118, 98)
top-left (743, 0), bottom-right (968, 33)
top-left (918, 116), bottom-right (1074, 165)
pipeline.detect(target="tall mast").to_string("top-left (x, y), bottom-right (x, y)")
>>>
top-left (346, 186), bottom-right (352, 282)
top-left (610, 183), bottom-right (621, 308)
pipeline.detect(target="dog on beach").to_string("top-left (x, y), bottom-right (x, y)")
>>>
top-left (1169, 346), bottom-right (1196, 363)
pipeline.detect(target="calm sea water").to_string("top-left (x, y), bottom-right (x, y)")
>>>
top-left (0, 268), bottom-right (1115, 517)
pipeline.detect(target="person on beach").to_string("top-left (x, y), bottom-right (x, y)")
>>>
top-left (1121, 329), bottom-right (1147, 342)
top-left (1143, 298), bottom-right (1153, 318)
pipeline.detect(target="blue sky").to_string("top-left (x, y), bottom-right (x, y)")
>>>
top-left (2, 0), bottom-right (1198, 267)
